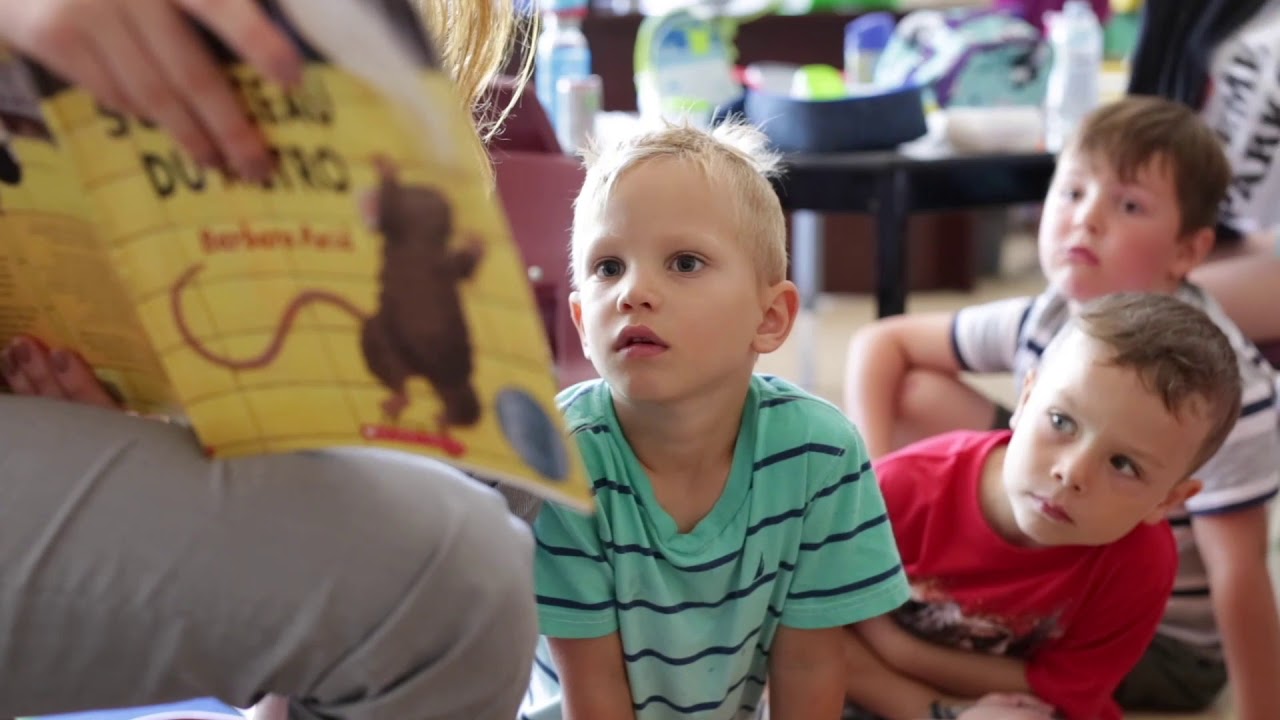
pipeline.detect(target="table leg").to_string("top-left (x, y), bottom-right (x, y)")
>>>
top-left (875, 168), bottom-right (910, 318)
top-left (790, 210), bottom-right (824, 390)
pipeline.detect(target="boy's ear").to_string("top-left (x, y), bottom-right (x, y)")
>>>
top-left (569, 290), bottom-right (590, 359)
top-left (1144, 478), bottom-right (1202, 524)
top-left (1171, 226), bottom-right (1216, 281)
top-left (1008, 366), bottom-right (1037, 429)
top-left (751, 280), bottom-right (799, 355)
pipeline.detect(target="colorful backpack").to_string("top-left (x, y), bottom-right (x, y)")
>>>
top-left (874, 8), bottom-right (1051, 108)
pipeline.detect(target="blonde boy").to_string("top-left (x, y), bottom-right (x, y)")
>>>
top-left (519, 123), bottom-right (910, 720)
top-left (844, 96), bottom-right (1280, 717)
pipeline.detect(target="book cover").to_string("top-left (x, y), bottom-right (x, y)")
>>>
top-left (0, 0), bottom-right (590, 509)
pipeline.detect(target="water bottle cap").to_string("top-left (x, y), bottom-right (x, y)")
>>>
top-left (1062, 0), bottom-right (1096, 17)
top-left (844, 12), bottom-right (895, 53)
top-left (541, 0), bottom-right (589, 15)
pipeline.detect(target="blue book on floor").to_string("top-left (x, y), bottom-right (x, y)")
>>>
top-left (20, 697), bottom-right (244, 720)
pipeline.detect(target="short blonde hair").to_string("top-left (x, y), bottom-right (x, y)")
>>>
top-left (570, 122), bottom-right (788, 285)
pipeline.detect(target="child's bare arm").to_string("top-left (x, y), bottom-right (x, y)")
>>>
top-left (1193, 505), bottom-right (1280, 720)
top-left (768, 625), bottom-right (846, 720)
top-left (855, 617), bottom-right (1029, 696)
top-left (843, 625), bottom-right (972, 719)
top-left (855, 616), bottom-right (1030, 699)
top-left (843, 312), bottom-right (959, 457)
top-left (547, 633), bottom-right (636, 720)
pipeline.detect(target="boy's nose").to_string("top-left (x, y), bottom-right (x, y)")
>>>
top-left (1054, 466), bottom-right (1085, 491)
top-left (1052, 461), bottom-right (1089, 493)
top-left (1072, 196), bottom-right (1104, 234)
top-left (617, 271), bottom-right (659, 311)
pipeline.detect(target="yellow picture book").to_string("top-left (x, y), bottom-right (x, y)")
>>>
top-left (0, 0), bottom-right (591, 511)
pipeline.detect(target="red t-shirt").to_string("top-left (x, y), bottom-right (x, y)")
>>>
top-left (875, 430), bottom-right (1177, 720)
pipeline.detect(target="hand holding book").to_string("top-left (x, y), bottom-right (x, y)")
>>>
top-left (0, 0), bottom-right (593, 508)
top-left (0, 0), bottom-right (301, 180)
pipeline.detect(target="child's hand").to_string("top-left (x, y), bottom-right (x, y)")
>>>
top-left (956, 692), bottom-right (1055, 719)
top-left (2, 335), bottom-right (123, 410)
top-left (0, 0), bottom-right (303, 180)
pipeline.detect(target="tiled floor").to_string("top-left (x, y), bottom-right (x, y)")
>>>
top-left (754, 234), bottom-right (1250, 719)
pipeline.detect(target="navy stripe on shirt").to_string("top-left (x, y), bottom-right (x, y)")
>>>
top-left (1240, 396), bottom-right (1273, 418)
top-left (950, 316), bottom-right (971, 372)
top-left (809, 464), bottom-right (870, 504)
top-left (572, 423), bottom-right (611, 435)
top-left (787, 563), bottom-right (904, 601)
top-left (632, 671), bottom-right (767, 713)
top-left (539, 469), bottom-right (869, 572)
top-left (592, 477), bottom-right (639, 498)
top-left (541, 563), bottom-right (798, 614)
top-left (798, 513), bottom-right (889, 551)
top-left (623, 625), bottom-right (762, 665)
top-left (753, 443), bottom-right (846, 471)
top-left (760, 396), bottom-right (802, 408)
top-left (533, 652), bottom-right (560, 683)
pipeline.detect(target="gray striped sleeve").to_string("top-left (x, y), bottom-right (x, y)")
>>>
top-left (950, 296), bottom-right (1034, 373)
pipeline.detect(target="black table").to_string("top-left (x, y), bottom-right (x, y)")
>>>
top-left (774, 149), bottom-right (1058, 318)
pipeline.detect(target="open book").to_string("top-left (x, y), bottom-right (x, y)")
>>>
top-left (0, 0), bottom-right (591, 510)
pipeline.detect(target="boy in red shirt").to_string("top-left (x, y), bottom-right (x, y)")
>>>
top-left (843, 292), bottom-right (1244, 720)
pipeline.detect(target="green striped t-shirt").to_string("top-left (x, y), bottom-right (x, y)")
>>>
top-left (522, 374), bottom-right (909, 720)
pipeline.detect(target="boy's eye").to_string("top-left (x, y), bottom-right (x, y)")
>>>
top-left (1110, 455), bottom-right (1140, 478)
top-left (671, 254), bottom-right (705, 273)
top-left (1120, 199), bottom-right (1144, 214)
top-left (1063, 187), bottom-right (1084, 201)
top-left (593, 259), bottom-right (623, 278)
top-left (1047, 411), bottom-right (1076, 434)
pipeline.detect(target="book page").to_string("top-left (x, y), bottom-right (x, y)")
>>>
top-left (23, 1), bottom-right (590, 509)
top-left (0, 51), bottom-right (176, 415)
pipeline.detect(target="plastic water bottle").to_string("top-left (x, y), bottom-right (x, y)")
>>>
top-left (844, 12), bottom-right (895, 94)
top-left (535, 0), bottom-right (592, 144)
top-left (1043, 0), bottom-right (1103, 152)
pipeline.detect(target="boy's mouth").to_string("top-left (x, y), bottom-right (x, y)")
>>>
top-left (1064, 246), bottom-right (1099, 266)
top-left (613, 325), bottom-right (669, 353)
top-left (1030, 493), bottom-right (1074, 524)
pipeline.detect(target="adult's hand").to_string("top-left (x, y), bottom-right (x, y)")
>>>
top-left (2, 335), bottom-right (123, 410)
top-left (0, 0), bottom-right (303, 180)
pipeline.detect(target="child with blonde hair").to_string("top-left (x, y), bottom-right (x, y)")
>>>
top-left (520, 122), bottom-right (911, 719)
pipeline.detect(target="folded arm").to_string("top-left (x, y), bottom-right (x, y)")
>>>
top-left (843, 624), bottom-right (973, 719)
top-left (855, 615), bottom-right (1030, 699)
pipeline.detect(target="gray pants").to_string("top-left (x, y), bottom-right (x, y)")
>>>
top-left (0, 395), bottom-right (537, 720)
top-left (1114, 633), bottom-right (1228, 712)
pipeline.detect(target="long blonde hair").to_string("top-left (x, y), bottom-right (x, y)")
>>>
top-left (415, 0), bottom-right (533, 143)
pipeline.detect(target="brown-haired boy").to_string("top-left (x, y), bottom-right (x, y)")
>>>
top-left (844, 292), bottom-right (1242, 719)
top-left (844, 95), bottom-right (1280, 717)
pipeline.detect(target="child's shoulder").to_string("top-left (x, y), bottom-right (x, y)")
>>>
top-left (748, 374), bottom-right (859, 440)
top-left (1178, 283), bottom-right (1271, 368)
top-left (555, 378), bottom-right (612, 428)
